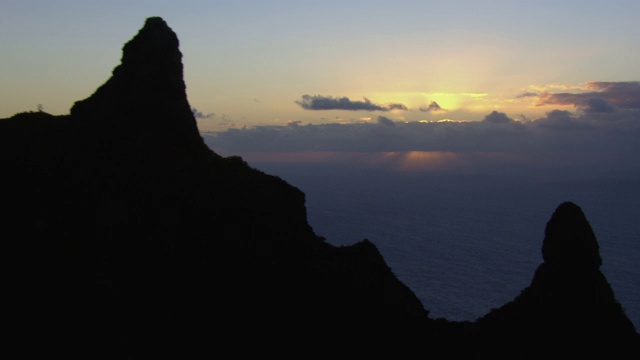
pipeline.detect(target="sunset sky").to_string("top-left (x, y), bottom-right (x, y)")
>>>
top-left (2, 1), bottom-right (640, 174)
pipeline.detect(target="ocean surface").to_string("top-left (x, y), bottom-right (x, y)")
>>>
top-left (251, 161), bottom-right (640, 331)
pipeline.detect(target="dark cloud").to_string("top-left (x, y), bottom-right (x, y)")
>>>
top-left (537, 81), bottom-right (640, 110)
top-left (295, 94), bottom-right (409, 111)
top-left (191, 107), bottom-right (215, 119)
top-left (388, 103), bottom-right (409, 111)
top-left (583, 97), bottom-right (616, 113)
top-left (377, 116), bottom-right (396, 126)
top-left (516, 92), bottom-right (539, 98)
top-left (482, 111), bottom-right (514, 124)
top-left (533, 110), bottom-right (593, 130)
top-left (209, 106), bottom-right (639, 153)
top-left (590, 82), bottom-right (640, 109)
top-left (419, 101), bottom-right (445, 112)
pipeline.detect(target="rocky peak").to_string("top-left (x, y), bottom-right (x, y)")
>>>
top-left (541, 201), bottom-right (602, 269)
top-left (70, 17), bottom-right (200, 142)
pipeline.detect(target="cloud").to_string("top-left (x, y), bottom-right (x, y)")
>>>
top-left (583, 97), bottom-right (616, 113)
top-left (388, 103), bottom-right (409, 111)
top-left (295, 94), bottom-right (409, 111)
top-left (377, 116), bottom-right (396, 126)
top-left (533, 109), bottom-right (593, 130)
top-left (206, 82), bottom-right (640, 178)
top-left (516, 92), bottom-right (539, 98)
top-left (206, 107), bottom-right (637, 162)
top-left (482, 111), bottom-right (514, 124)
top-left (536, 81), bottom-right (640, 110)
top-left (191, 107), bottom-right (215, 119)
top-left (419, 101), bottom-right (445, 112)
top-left (530, 83), bottom-right (589, 92)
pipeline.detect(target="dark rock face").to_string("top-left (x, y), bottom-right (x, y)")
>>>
top-left (1, 17), bottom-right (638, 358)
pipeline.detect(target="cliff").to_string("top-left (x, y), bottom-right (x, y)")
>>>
top-left (1, 17), bottom-right (637, 358)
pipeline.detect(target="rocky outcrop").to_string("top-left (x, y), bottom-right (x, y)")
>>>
top-left (475, 201), bottom-right (639, 358)
top-left (1, 16), bottom-right (638, 359)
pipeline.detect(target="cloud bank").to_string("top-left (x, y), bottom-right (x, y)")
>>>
top-left (205, 81), bottom-right (640, 177)
top-left (536, 81), bottom-right (640, 111)
top-left (296, 94), bottom-right (408, 111)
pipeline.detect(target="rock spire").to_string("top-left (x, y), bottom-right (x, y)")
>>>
top-left (541, 201), bottom-right (602, 269)
top-left (70, 17), bottom-right (201, 142)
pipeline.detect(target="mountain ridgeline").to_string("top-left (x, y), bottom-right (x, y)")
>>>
top-left (2, 17), bottom-right (638, 358)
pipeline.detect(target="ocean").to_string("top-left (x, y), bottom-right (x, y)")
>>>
top-left (250, 161), bottom-right (640, 331)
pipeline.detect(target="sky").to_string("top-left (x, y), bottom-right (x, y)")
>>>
top-left (2, 0), bottom-right (640, 175)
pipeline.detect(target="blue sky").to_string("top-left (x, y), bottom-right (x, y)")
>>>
top-left (2, 1), bottom-right (640, 175)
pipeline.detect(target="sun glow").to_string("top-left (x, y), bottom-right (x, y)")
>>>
top-left (210, 150), bottom-right (463, 173)
top-left (425, 93), bottom-right (462, 110)
top-left (423, 92), bottom-right (487, 111)
top-left (365, 151), bottom-right (461, 172)
top-left (394, 151), bottom-right (459, 172)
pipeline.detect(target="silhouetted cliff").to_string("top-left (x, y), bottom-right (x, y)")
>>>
top-left (1, 17), bottom-right (637, 359)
